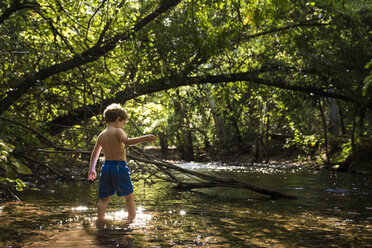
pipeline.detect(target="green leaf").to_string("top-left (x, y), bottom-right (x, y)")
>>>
top-left (10, 157), bottom-right (32, 175)
top-left (0, 140), bottom-right (15, 153)
top-left (16, 178), bottom-right (26, 188)
top-left (362, 78), bottom-right (372, 96)
top-left (16, 185), bottom-right (24, 191)
top-left (0, 150), bottom-right (9, 157)
top-left (362, 61), bottom-right (372, 96)
top-left (5, 163), bottom-right (16, 179)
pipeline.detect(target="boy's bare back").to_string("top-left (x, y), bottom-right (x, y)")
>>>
top-left (97, 126), bottom-right (127, 161)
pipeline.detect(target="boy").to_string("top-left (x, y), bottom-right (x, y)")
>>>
top-left (88, 103), bottom-right (156, 222)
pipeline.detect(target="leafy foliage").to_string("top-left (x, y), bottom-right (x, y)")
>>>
top-left (0, 139), bottom-right (31, 192)
top-left (0, 0), bottom-right (370, 175)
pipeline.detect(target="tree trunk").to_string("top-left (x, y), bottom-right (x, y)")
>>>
top-left (263, 102), bottom-right (270, 163)
top-left (318, 99), bottom-right (330, 162)
top-left (338, 101), bottom-right (347, 135)
top-left (172, 92), bottom-right (194, 161)
top-left (182, 120), bottom-right (194, 161)
top-left (158, 131), bottom-right (168, 157)
top-left (203, 84), bottom-right (226, 150)
top-left (328, 89), bottom-right (339, 136)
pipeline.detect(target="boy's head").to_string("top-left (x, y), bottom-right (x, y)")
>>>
top-left (103, 103), bottom-right (129, 123)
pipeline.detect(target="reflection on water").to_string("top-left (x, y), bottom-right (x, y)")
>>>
top-left (101, 206), bottom-right (152, 228)
top-left (1, 163), bottom-right (372, 247)
top-left (72, 206), bottom-right (89, 211)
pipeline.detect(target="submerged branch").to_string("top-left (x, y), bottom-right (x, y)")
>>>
top-left (126, 152), bottom-right (298, 199)
top-left (129, 147), bottom-right (182, 183)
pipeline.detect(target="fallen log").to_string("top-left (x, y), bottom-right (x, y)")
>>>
top-left (175, 181), bottom-right (297, 199)
top-left (127, 150), bottom-right (298, 199)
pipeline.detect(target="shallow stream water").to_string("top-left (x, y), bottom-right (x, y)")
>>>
top-left (1, 162), bottom-right (372, 247)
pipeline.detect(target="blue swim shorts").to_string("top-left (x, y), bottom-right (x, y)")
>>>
top-left (98, 160), bottom-right (134, 198)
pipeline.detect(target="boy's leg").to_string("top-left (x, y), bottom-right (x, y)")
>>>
top-left (124, 193), bottom-right (136, 220)
top-left (98, 196), bottom-right (111, 221)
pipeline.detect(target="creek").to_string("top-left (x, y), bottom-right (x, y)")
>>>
top-left (1, 162), bottom-right (372, 247)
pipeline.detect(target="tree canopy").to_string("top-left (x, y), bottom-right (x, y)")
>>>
top-left (0, 0), bottom-right (371, 193)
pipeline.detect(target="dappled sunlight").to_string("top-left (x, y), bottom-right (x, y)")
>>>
top-left (71, 205), bottom-right (89, 211)
top-left (103, 206), bottom-right (152, 228)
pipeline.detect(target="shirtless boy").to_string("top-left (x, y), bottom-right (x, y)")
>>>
top-left (88, 103), bottom-right (156, 221)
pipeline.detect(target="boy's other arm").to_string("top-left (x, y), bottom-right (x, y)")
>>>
top-left (88, 139), bottom-right (102, 181)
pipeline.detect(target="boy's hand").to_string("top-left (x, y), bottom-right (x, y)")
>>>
top-left (88, 170), bottom-right (97, 181)
top-left (145, 134), bottom-right (157, 142)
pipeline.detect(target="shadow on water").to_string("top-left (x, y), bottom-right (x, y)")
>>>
top-left (1, 162), bottom-right (372, 247)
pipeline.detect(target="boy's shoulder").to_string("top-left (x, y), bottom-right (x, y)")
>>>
top-left (98, 127), bottom-right (125, 138)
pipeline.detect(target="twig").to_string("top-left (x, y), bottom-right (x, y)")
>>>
top-left (0, 181), bottom-right (21, 201)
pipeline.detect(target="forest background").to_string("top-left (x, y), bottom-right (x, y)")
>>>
top-left (0, 0), bottom-right (371, 199)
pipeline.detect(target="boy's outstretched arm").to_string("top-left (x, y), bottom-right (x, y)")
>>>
top-left (125, 134), bottom-right (157, 146)
top-left (118, 129), bottom-right (156, 146)
top-left (88, 140), bottom-right (102, 181)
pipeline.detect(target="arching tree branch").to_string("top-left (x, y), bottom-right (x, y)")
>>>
top-left (47, 69), bottom-right (371, 135)
top-left (0, 0), bottom-right (183, 114)
top-left (0, 0), bottom-right (38, 24)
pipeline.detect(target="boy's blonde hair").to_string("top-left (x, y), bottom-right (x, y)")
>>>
top-left (103, 103), bottom-right (129, 123)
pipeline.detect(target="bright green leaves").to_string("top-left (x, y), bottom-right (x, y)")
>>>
top-left (0, 140), bottom-right (32, 176)
top-left (0, 177), bottom-right (27, 192)
top-left (0, 140), bottom-right (14, 159)
top-left (15, 179), bottom-right (27, 191)
top-left (242, 0), bottom-right (291, 27)
top-left (362, 61), bottom-right (372, 97)
top-left (243, 11), bottom-right (255, 26)
top-left (0, 139), bottom-right (31, 191)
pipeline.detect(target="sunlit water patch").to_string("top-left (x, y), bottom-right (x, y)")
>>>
top-left (175, 161), bottom-right (306, 174)
top-left (102, 207), bottom-right (152, 228)
top-left (71, 205), bottom-right (89, 211)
